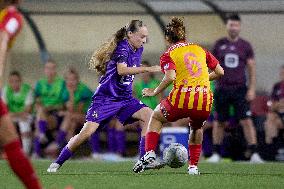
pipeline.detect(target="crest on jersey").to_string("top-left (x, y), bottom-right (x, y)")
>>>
top-left (220, 44), bottom-right (227, 50)
top-left (164, 63), bottom-right (169, 70)
top-left (92, 111), bottom-right (98, 118)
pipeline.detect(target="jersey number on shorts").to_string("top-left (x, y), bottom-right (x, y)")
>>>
top-left (184, 52), bottom-right (202, 77)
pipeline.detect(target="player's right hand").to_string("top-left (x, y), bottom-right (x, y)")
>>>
top-left (142, 88), bottom-right (155, 97)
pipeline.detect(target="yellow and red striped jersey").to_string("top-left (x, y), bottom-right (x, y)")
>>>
top-left (160, 41), bottom-right (219, 111)
top-left (0, 6), bottom-right (23, 49)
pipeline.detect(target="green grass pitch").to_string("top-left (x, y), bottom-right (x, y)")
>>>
top-left (1, 160), bottom-right (284, 189)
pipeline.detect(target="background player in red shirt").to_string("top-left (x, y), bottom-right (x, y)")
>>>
top-left (0, 1), bottom-right (42, 188)
top-left (133, 17), bottom-right (224, 174)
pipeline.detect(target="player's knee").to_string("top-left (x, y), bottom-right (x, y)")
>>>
top-left (151, 111), bottom-right (160, 120)
top-left (140, 107), bottom-right (153, 122)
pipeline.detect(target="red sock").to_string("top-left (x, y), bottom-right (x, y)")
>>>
top-left (189, 144), bottom-right (202, 166)
top-left (145, 131), bottom-right (160, 152)
top-left (4, 139), bottom-right (42, 189)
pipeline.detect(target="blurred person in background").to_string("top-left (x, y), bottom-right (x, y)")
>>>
top-left (46, 67), bottom-right (93, 154)
top-left (207, 13), bottom-right (263, 163)
top-left (134, 60), bottom-right (161, 109)
top-left (204, 80), bottom-right (240, 160)
top-left (47, 20), bottom-right (160, 173)
top-left (101, 118), bottom-right (127, 161)
top-left (1, 71), bottom-right (33, 155)
top-left (265, 66), bottom-right (284, 146)
top-left (0, 0), bottom-right (41, 188)
top-left (33, 60), bottom-right (66, 158)
top-left (133, 17), bottom-right (224, 174)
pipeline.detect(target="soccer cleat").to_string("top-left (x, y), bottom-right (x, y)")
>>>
top-left (144, 160), bottom-right (167, 170)
top-left (133, 150), bottom-right (156, 173)
top-left (133, 159), bottom-right (145, 173)
top-left (47, 163), bottom-right (61, 173)
top-left (250, 153), bottom-right (264, 163)
top-left (206, 153), bottom-right (221, 163)
top-left (188, 165), bottom-right (200, 175)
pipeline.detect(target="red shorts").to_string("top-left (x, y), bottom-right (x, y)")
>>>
top-left (0, 99), bottom-right (8, 118)
top-left (160, 98), bottom-right (210, 129)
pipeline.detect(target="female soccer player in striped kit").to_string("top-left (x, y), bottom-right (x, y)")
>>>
top-left (47, 20), bottom-right (160, 172)
top-left (133, 17), bottom-right (224, 175)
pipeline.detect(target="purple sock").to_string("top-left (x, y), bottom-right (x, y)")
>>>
top-left (115, 130), bottom-right (126, 155)
top-left (139, 136), bottom-right (146, 158)
top-left (33, 137), bottom-right (41, 157)
top-left (56, 130), bottom-right (67, 148)
top-left (38, 120), bottom-right (47, 134)
top-left (107, 127), bottom-right (116, 152)
top-left (89, 132), bottom-right (100, 153)
top-left (55, 146), bottom-right (73, 166)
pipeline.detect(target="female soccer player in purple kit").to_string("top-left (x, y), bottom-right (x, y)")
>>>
top-left (47, 20), bottom-right (160, 172)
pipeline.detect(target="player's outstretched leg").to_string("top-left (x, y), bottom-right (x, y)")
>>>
top-left (133, 105), bottom-right (167, 173)
top-left (133, 130), bottom-right (160, 173)
top-left (47, 121), bottom-right (99, 172)
top-left (47, 146), bottom-right (72, 172)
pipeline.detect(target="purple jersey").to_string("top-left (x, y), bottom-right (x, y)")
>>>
top-left (93, 39), bottom-right (143, 100)
top-left (271, 81), bottom-right (284, 101)
top-left (213, 37), bottom-right (254, 89)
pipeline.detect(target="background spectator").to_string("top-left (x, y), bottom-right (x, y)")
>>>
top-left (33, 60), bottom-right (66, 158)
top-left (133, 60), bottom-right (161, 109)
top-left (207, 14), bottom-right (263, 163)
top-left (265, 66), bottom-right (284, 144)
top-left (2, 71), bottom-right (34, 155)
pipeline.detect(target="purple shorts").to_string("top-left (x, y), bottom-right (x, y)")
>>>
top-left (85, 97), bottom-right (146, 127)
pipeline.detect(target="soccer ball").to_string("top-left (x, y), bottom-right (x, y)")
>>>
top-left (163, 143), bottom-right (188, 168)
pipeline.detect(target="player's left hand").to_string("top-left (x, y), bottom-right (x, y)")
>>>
top-left (246, 88), bottom-right (255, 101)
top-left (142, 88), bottom-right (156, 97)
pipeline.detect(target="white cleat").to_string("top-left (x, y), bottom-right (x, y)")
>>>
top-left (133, 150), bottom-right (156, 173)
top-left (250, 153), bottom-right (264, 163)
top-left (188, 165), bottom-right (200, 175)
top-left (206, 153), bottom-right (221, 163)
top-left (144, 160), bottom-right (167, 170)
top-left (47, 163), bottom-right (61, 173)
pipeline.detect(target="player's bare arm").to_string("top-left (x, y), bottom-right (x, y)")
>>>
top-left (117, 62), bottom-right (160, 76)
top-left (209, 64), bottom-right (224, 81)
top-left (142, 69), bottom-right (175, 97)
top-left (246, 58), bottom-right (256, 101)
